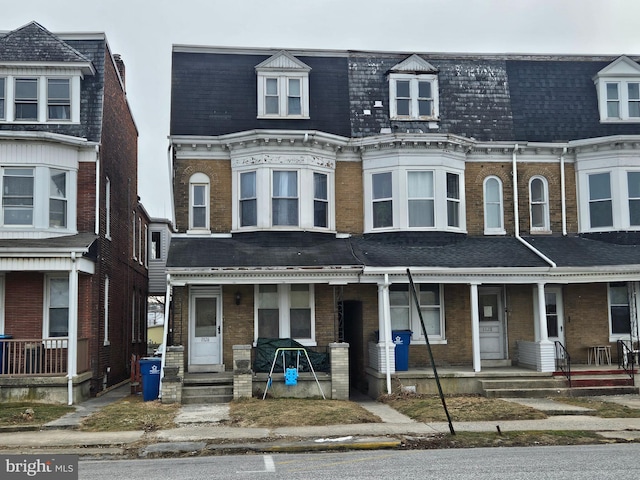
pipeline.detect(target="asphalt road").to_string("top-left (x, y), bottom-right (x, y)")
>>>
top-left (81, 443), bottom-right (640, 479)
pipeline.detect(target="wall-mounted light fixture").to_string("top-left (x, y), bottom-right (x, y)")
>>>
top-left (235, 291), bottom-right (241, 306)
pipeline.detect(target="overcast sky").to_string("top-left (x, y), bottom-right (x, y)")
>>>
top-left (3, 0), bottom-right (640, 219)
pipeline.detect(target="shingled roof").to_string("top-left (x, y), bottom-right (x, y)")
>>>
top-left (0, 21), bottom-right (93, 67)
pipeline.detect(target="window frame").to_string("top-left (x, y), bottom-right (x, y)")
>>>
top-left (2, 167), bottom-right (34, 226)
top-left (49, 168), bottom-right (68, 229)
top-left (254, 284), bottom-right (316, 346)
top-left (272, 170), bottom-right (299, 227)
top-left (0, 77), bottom-right (5, 120)
top-left (389, 283), bottom-right (446, 343)
top-left (151, 231), bottom-right (162, 259)
top-left (483, 176), bottom-right (505, 235)
top-left (14, 77), bottom-right (38, 121)
top-left (233, 165), bottom-right (334, 232)
top-left (389, 73), bottom-right (439, 120)
top-left (608, 282), bottom-right (631, 339)
top-left (529, 175), bottom-right (550, 233)
top-left (601, 80), bottom-right (640, 122)
top-left (46, 77), bottom-right (71, 121)
top-left (44, 275), bottom-right (69, 339)
top-left (188, 173), bottom-right (210, 232)
top-left (364, 167), bottom-right (466, 233)
top-left (257, 74), bottom-right (310, 119)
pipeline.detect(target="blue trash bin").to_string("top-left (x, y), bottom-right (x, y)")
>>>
top-left (392, 330), bottom-right (412, 371)
top-left (0, 334), bottom-right (12, 375)
top-left (140, 357), bottom-right (162, 401)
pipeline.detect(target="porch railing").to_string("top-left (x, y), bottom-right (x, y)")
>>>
top-left (617, 339), bottom-right (636, 384)
top-left (554, 341), bottom-right (571, 388)
top-left (0, 338), bottom-right (90, 376)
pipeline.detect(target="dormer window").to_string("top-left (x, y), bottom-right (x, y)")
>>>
top-left (389, 54), bottom-right (439, 121)
top-left (256, 51), bottom-right (310, 119)
top-left (594, 56), bottom-right (640, 123)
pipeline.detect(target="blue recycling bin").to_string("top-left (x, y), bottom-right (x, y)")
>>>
top-left (0, 334), bottom-right (12, 374)
top-left (392, 330), bottom-right (412, 371)
top-left (140, 357), bottom-right (162, 401)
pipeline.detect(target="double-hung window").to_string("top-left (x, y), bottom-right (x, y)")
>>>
top-left (529, 176), bottom-right (550, 232)
top-left (0, 77), bottom-right (5, 120)
top-left (594, 56), bottom-right (640, 123)
top-left (240, 171), bottom-right (257, 227)
top-left (14, 78), bottom-right (38, 121)
top-left (588, 172), bottom-right (613, 229)
top-left (255, 51), bottom-right (311, 119)
top-left (313, 173), bottom-right (328, 228)
top-left (272, 171), bottom-right (298, 226)
top-left (628, 172), bottom-right (640, 226)
top-left (49, 169), bottom-right (67, 228)
top-left (389, 284), bottom-right (444, 342)
top-left (47, 276), bottom-right (69, 338)
top-left (483, 176), bottom-right (504, 234)
top-left (256, 284), bottom-right (314, 345)
top-left (609, 282), bottom-right (631, 336)
top-left (372, 172), bottom-right (393, 228)
top-left (408, 171), bottom-right (434, 227)
top-left (605, 82), bottom-right (640, 120)
top-left (3, 168), bottom-right (34, 225)
top-left (189, 173), bottom-right (209, 231)
top-left (390, 74), bottom-right (438, 120)
top-left (446, 173), bottom-right (460, 228)
top-left (47, 78), bottom-right (71, 121)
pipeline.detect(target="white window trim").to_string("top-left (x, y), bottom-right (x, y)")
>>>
top-left (0, 77), bottom-right (5, 120)
top-left (43, 275), bottom-right (69, 341)
top-left (389, 73), bottom-right (439, 121)
top-left (608, 281), bottom-right (631, 341)
top-left (104, 276), bottom-right (110, 346)
top-left (132, 211), bottom-right (137, 260)
top-left (1, 165), bottom-right (77, 233)
top-left (188, 172), bottom-right (210, 233)
top-left (0, 73), bottom-right (80, 124)
top-left (578, 167), bottom-right (640, 233)
top-left (257, 73), bottom-right (310, 119)
top-left (0, 276), bottom-right (4, 334)
top-left (105, 176), bottom-right (111, 240)
top-left (232, 165), bottom-right (335, 232)
top-left (254, 284), bottom-right (316, 347)
top-left (364, 167), bottom-right (466, 233)
top-left (390, 283), bottom-right (446, 344)
top-left (597, 79), bottom-right (640, 123)
top-left (483, 176), bottom-right (505, 235)
top-left (138, 217), bottom-right (143, 265)
top-left (529, 175), bottom-right (550, 233)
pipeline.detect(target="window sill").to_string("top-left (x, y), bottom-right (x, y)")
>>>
top-left (600, 118), bottom-right (640, 124)
top-left (186, 229), bottom-right (211, 235)
top-left (529, 229), bottom-right (552, 235)
top-left (484, 229), bottom-right (506, 236)
top-left (390, 116), bottom-right (440, 122)
top-left (257, 115), bottom-right (310, 120)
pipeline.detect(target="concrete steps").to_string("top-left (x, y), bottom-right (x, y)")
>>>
top-left (181, 373), bottom-right (233, 404)
top-left (481, 369), bottom-right (638, 398)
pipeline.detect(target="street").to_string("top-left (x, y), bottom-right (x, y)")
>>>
top-left (81, 443), bottom-right (640, 479)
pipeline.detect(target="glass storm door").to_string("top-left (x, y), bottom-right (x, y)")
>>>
top-left (479, 287), bottom-right (506, 360)
top-left (545, 287), bottom-right (565, 345)
top-left (189, 294), bottom-right (222, 369)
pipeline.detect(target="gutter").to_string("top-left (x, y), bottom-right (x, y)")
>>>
top-left (512, 144), bottom-right (557, 268)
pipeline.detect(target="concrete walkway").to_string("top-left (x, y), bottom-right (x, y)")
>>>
top-left (1, 390), bottom-right (640, 458)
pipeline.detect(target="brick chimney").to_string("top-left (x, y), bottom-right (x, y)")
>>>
top-left (113, 54), bottom-right (125, 88)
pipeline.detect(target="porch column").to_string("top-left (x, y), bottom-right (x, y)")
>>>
top-left (67, 253), bottom-right (79, 405)
top-left (470, 283), bottom-right (481, 372)
top-left (537, 282), bottom-right (549, 343)
top-left (377, 275), bottom-right (393, 394)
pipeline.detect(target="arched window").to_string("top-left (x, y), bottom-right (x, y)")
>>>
top-left (529, 176), bottom-right (550, 232)
top-left (483, 176), bottom-right (504, 234)
top-left (189, 173), bottom-right (210, 231)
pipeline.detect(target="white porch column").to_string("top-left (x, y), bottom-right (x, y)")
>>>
top-left (470, 283), bottom-right (481, 372)
top-left (67, 253), bottom-right (79, 405)
top-left (377, 274), bottom-right (393, 394)
top-left (537, 282), bottom-right (549, 343)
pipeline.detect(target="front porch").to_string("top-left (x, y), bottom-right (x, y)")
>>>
top-left (0, 337), bottom-right (92, 403)
top-left (366, 364), bottom-right (638, 399)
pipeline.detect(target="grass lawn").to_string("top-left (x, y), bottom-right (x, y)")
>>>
top-left (79, 395), bottom-right (179, 432)
top-left (0, 402), bottom-right (74, 427)
top-left (228, 397), bottom-right (381, 428)
top-left (554, 397), bottom-right (640, 418)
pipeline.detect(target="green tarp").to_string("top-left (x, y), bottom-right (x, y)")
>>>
top-left (253, 338), bottom-right (330, 373)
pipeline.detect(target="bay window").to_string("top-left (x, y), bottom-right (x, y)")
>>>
top-left (272, 171), bottom-right (298, 226)
top-left (313, 172), bottom-right (328, 228)
top-left (628, 172), bottom-right (640, 226)
top-left (588, 172), bottom-right (613, 229)
top-left (408, 171), bottom-right (434, 227)
top-left (3, 168), bottom-right (34, 225)
top-left (446, 172), bottom-right (460, 228)
top-left (49, 169), bottom-right (67, 228)
top-left (372, 172), bottom-right (393, 228)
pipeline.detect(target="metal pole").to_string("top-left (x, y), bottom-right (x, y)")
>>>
top-left (407, 268), bottom-right (455, 435)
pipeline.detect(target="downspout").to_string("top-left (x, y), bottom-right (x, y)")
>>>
top-left (512, 144), bottom-right (557, 268)
top-left (158, 274), bottom-right (172, 398)
top-left (560, 147), bottom-right (567, 236)
top-left (94, 147), bottom-right (100, 235)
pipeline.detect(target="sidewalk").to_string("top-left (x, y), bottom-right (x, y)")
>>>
top-left (2, 389), bottom-right (640, 458)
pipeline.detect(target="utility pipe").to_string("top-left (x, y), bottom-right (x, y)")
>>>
top-left (560, 147), bottom-right (567, 236)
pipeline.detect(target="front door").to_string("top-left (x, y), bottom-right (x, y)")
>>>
top-left (189, 289), bottom-right (222, 372)
top-left (545, 287), bottom-right (565, 345)
top-left (478, 287), bottom-right (506, 360)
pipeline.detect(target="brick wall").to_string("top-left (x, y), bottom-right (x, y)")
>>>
top-left (4, 272), bottom-right (45, 337)
top-left (335, 160), bottom-right (364, 234)
top-left (563, 283), bottom-right (610, 363)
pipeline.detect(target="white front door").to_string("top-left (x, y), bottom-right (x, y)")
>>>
top-left (189, 289), bottom-right (223, 372)
top-left (479, 287), bottom-right (506, 360)
top-left (545, 287), bottom-right (565, 345)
